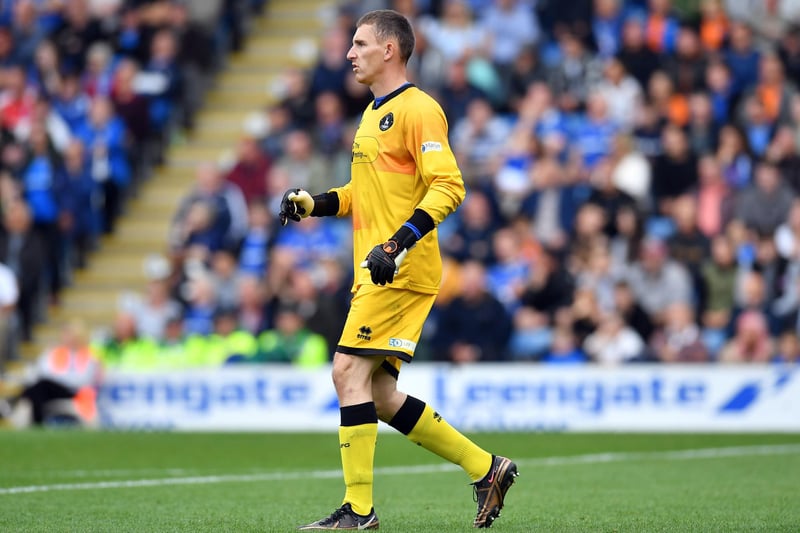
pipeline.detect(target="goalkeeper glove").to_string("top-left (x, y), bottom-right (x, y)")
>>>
top-left (279, 188), bottom-right (315, 226)
top-left (360, 239), bottom-right (410, 285)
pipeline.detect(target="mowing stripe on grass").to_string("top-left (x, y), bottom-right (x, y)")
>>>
top-left (1, 443), bottom-right (799, 496)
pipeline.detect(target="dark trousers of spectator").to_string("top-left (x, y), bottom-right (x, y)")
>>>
top-left (102, 180), bottom-right (122, 234)
top-left (21, 379), bottom-right (75, 425)
top-left (17, 286), bottom-right (38, 342)
top-left (33, 221), bottom-right (63, 301)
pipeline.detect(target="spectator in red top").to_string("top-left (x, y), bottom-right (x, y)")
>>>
top-left (0, 65), bottom-right (35, 132)
top-left (225, 136), bottom-right (271, 204)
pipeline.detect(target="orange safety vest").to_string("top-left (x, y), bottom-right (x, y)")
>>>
top-left (48, 346), bottom-right (95, 374)
top-left (46, 346), bottom-right (98, 423)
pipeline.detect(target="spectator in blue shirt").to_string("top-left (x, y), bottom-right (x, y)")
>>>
top-left (571, 92), bottom-right (619, 172)
top-left (52, 72), bottom-right (91, 133)
top-left (74, 96), bottom-right (131, 234)
top-left (723, 21), bottom-right (760, 97)
top-left (58, 139), bottom-right (96, 270)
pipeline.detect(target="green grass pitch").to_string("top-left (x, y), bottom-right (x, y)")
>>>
top-left (0, 431), bottom-right (798, 532)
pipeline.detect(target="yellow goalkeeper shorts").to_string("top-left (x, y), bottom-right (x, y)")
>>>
top-left (337, 284), bottom-right (436, 377)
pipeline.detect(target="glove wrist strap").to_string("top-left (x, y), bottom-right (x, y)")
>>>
top-left (391, 209), bottom-right (435, 250)
top-left (311, 192), bottom-right (339, 217)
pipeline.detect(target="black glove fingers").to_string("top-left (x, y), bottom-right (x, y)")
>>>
top-left (278, 188), bottom-right (304, 226)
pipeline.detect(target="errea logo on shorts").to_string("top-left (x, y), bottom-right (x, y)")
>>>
top-left (421, 141), bottom-right (442, 153)
top-left (388, 338), bottom-right (417, 352)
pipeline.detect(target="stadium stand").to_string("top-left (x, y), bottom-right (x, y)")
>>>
top-left (0, 0), bottom-right (326, 393)
top-left (4, 0), bottom-right (800, 401)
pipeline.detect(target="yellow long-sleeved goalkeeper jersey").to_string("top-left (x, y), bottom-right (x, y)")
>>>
top-left (331, 84), bottom-right (465, 294)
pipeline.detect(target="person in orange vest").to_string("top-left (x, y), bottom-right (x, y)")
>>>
top-left (12, 320), bottom-right (102, 426)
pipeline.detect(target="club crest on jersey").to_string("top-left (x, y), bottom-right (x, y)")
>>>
top-left (379, 112), bottom-right (394, 131)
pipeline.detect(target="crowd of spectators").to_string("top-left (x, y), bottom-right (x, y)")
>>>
top-left (14, 0), bottom-right (800, 371)
top-left (0, 0), bottom-right (261, 371)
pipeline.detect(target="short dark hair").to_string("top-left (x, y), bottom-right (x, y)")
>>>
top-left (356, 9), bottom-right (415, 64)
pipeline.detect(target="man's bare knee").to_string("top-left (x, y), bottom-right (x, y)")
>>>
top-left (332, 352), bottom-right (380, 404)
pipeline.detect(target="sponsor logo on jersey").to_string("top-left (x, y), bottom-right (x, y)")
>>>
top-left (351, 136), bottom-right (378, 163)
top-left (421, 141), bottom-right (442, 153)
top-left (388, 337), bottom-right (417, 352)
top-left (379, 112), bottom-right (394, 131)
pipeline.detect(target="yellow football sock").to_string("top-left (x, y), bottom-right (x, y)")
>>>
top-left (406, 404), bottom-right (492, 482)
top-left (339, 403), bottom-right (379, 516)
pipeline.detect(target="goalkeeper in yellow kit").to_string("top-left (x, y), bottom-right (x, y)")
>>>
top-left (279, 9), bottom-right (517, 530)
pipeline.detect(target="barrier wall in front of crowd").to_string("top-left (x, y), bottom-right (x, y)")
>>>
top-left (97, 364), bottom-right (799, 432)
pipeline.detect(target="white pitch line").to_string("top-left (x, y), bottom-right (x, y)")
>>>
top-left (1, 443), bottom-right (799, 496)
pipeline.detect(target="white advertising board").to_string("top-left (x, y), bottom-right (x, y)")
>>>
top-left (97, 364), bottom-right (800, 432)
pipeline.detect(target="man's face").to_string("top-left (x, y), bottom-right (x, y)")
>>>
top-left (347, 24), bottom-right (385, 86)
